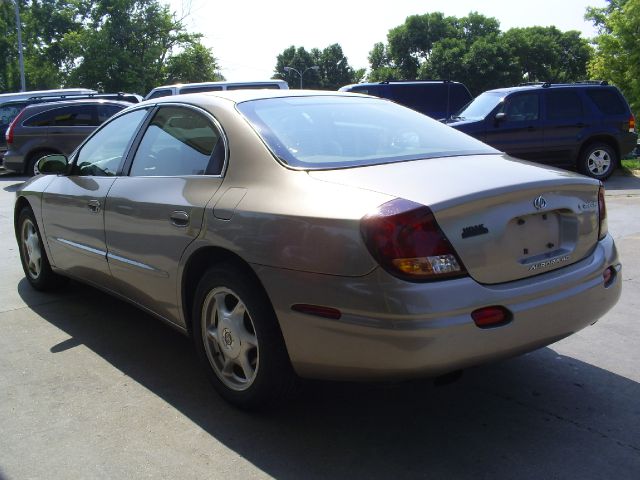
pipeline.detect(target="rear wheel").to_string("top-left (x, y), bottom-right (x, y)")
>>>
top-left (578, 143), bottom-right (617, 180)
top-left (17, 207), bottom-right (63, 290)
top-left (26, 150), bottom-right (56, 177)
top-left (192, 263), bottom-right (295, 409)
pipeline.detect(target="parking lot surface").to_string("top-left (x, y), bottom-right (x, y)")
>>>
top-left (1, 169), bottom-right (639, 479)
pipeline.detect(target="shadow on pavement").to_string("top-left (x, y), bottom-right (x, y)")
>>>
top-left (18, 279), bottom-right (640, 479)
top-left (605, 171), bottom-right (640, 191)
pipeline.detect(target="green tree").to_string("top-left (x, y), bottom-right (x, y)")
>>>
top-left (273, 44), bottom-right (360, 90)
top-left (586, 0), bottom-right (640, 113)
top-left (64, 0), bottom-right (202, 94)
top-left (164, 42), bottom-right (224, 84)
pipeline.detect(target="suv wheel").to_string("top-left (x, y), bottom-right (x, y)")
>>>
top-left (579, 143), bottom-right (617, 180)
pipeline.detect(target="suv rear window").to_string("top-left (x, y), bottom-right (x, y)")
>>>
top-left (585, 89), bottom-right (627, 115)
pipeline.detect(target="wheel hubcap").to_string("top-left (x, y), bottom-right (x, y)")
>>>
top-left (201, 287), bottom-right (259, 391)
top-left (587, 149), bottom-right (611, 175)
top-left (21, 219), bottom-right (42, 279)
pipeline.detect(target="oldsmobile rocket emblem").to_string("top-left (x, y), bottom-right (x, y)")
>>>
top-left (533, 195), bottom-right (547, 210)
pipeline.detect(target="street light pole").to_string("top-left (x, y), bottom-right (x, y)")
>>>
top-left (4, 0), bottom-right (26, 91)
top-left (283, 65), bottom-right (320, 89)
top-left (14, 1), bottom-right (25, 92)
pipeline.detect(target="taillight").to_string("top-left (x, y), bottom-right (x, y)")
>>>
top-left (630, 115), bottom-right (636, 133)
top-left (598, 184), bottom-right (608, 240)
top-left (5, 108), bottom-right (26, 145)
top-left (361, 198), bottom-right (467, 281)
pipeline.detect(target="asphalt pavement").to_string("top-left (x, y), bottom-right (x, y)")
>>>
top-left (0, 169), bottom-right (638, 480)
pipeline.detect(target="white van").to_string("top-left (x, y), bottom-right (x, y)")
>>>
top-left (0, 88), bottom-right (97, 104)
top-left (144, 80), bottom-right (289, 100)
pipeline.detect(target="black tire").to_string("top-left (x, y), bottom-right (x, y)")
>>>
top-left (17, 207), bottom-right (64, 290)
top-left (26, 150), bottom-right (56, 177)
top-left (578, 143), bottom-right (617, 180)
top-left (192, 262), bottom-right (295, 409)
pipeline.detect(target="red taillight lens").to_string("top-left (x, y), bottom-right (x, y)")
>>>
top-left (5, 108), bottom-right (26, 145)
top-left (598, 184), bottom-right (608, 240)
top-left (630, 115), bottom-right (636, 133)
top-left (361, 198), bottom-right (467, 281)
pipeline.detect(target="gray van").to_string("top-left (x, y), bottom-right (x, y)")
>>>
top-left (3, 99), bottom-right (130, 175)
top-left (144, 80), bottom-right (289, 100)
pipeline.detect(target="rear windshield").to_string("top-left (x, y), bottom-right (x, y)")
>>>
top-left (237, 96), bottom-right (496, 169)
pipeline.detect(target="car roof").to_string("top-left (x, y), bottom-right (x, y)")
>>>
top-left (20, 98), bottom-right (134, 114)
top-left (482, 83), bottom-right (618, 95)
top-left (147, 89), bottom-right (367, 106)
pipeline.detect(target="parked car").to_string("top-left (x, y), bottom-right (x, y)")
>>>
top-left (15, 90), bottom-right (620, 409)
top-left (3, 99), bottom-right (131, 175)
top-left (0, 93), bottom-right (141, 163)
top-left (339, 81), bottom-right (472, 120)
top-left (0, 88), bottom-right (96, 104)
top-left (144, 80), bottom-right (289, 100)
top-left (447, 82), bottom-right (638, 180)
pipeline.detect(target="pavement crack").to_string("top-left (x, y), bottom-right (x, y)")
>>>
top-left (477, 387), bottom-right (640, 455)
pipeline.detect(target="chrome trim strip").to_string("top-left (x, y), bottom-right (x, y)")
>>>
top-left (107, 252), bottom-right (169, 278)
top-left (54, 237), bottom-right (106, 257)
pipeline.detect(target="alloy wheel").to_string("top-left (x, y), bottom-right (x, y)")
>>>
top-left (21, 218), bottom-right (42, 279)
top-left (586, 149), bottom-right (611, 176)
top-left (201, 287), bottom-right (259, 391)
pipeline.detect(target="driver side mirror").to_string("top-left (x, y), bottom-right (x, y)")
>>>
top-left (494, 112), bottom-right (507, 123)
top-left (37, 154), bottom-right (69, 175)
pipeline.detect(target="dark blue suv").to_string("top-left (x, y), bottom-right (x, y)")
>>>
top-left (447, 82), bottom-right (637, 180)
top-left (339, 81), bottom-right (472, 120)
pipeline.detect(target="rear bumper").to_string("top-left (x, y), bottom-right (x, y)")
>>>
top-left (2, 151), bottom-right (25, 173)
top-left (253, 235), bottom-right (621, 380)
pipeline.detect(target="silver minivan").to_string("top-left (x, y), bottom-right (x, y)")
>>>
top-left (144, 80), bottom-right (288, 100)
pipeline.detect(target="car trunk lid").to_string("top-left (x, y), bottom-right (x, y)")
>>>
top-left (309, 154), bottom-right (601, 284)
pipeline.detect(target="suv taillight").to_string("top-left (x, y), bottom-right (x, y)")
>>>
top-left (5, 108), bottom-right (26, 145)
top-left (361, 198), bottom-right (467, 281)
top-left (630, 115), bottom-right (636, 133)
top-left (598, 185), bottom-right (608, 240)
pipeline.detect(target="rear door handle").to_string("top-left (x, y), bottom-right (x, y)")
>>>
top-left (87, 199), bottom-right (101, 213)
top-left (170, 210), bottom-right (190, 227)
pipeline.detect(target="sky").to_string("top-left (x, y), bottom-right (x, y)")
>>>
top-left (165, 0), bottom-right (608, 82)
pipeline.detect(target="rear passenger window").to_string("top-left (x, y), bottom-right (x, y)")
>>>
top-left (97, 104), bottom-right (124, 123)
top-left (586, 89), bottom-right (627, 115)
top-left (130, 106), bottom-right (225, 176)
top-left (179, 86), bottom-right (223, 94)
top-left (147, 89), bottom-right (173, 100)
top-left (546, 91), bottom-right (583, 119)
top-left (25, 109), bottom-right (57, 127)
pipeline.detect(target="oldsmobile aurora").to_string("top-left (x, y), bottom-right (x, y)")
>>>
top-left (15, 91), bottom-right (621, 408)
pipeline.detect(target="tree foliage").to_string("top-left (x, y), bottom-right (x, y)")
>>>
top-left (273, 44), bottom-right (360, 90)
top-left (368, 11), bottom-right (592, 95)
top-left (587, 0), bottom-right (640, 114)
top-left (0, 0), bottom-right (223, 94)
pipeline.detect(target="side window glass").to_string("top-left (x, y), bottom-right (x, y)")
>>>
top-left (97, 104), bottom-right (124, 123)
top-left (147, 89), bottom-right (173, 100)
top-left (546, 91), bottom-right (583, 120)
top-left (503, 94), bottom-right (539, 121)
top-left (24, 109), bottom-right (57, 127)
top-left (130, 106), bottom-right (224, 177)
top-left (585, 89), bottom-right (626, 115)
top-left (51, 105), bottom-right (97, 126)
top-left (179, 86), bottom-right (223, 94)
top-left (73, 108), bottom-right (149, 177)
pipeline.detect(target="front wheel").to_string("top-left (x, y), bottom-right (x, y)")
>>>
top-left (192, 263), bottom-right (295, 409)
top-left (17, 207), bottom-right (63, 290)
top-left (578, 143), bottom-right (617, 180)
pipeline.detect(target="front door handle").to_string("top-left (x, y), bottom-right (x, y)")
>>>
top-left (170, 210), bottom-right (190, 227)
top-left (87, 199), bottom-right (101, 213)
